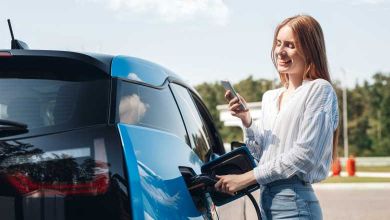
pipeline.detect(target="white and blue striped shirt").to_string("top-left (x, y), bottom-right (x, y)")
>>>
top-left (245, 79), bottom-right (339, 184)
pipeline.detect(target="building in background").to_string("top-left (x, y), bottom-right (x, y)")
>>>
top-left (217, 102), bottom-right (261, 152)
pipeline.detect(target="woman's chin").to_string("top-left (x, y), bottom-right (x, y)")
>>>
top-left (277, 68), bottom-right (289, 73)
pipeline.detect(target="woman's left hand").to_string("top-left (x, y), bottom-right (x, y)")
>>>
top-left (214, 171), bottom-right (257, 195)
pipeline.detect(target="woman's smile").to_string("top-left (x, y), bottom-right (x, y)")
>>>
top-left (278, 59), bottom-right (292, 67)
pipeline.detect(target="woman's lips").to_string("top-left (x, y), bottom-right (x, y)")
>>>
top-left (278, 59), bottom-right (292, 66)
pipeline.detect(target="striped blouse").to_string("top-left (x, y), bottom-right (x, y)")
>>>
top-left (244, 78), bottom-right (339, 184)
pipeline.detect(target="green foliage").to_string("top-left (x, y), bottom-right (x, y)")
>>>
top-left (195, 75), bottom-right (275, 144)
top-left (322, 176), bottom-right (390, 183)
top-left (234, 76), bottom-right (275, 102)
top-left (219, 126), bottom-right (244, 145)
top-left (195, 72), bottom-right (390, 156)
top-left (195, 82), bottom-right (225, 129)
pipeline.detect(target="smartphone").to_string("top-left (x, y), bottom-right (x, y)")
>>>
top-left (221, 80), bottom-right (247, 111)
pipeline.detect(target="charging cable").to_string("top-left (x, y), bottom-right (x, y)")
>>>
top-left (189, 174), bottom-right (261, 220)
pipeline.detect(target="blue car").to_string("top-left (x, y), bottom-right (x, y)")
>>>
top-left (0, 47), bottom-right (261, 220)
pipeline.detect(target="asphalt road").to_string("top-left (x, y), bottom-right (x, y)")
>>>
top-left (217, 187), bottom-right (390, 220)
top-left (316, 187), bottom-right (390, 220)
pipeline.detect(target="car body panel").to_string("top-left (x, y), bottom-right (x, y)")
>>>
top-left (111, 55), bottom-right (182, 87)
top-left (0, 125), bottom-right (131, 220)
top-left (118, 124), bottom-right (144, 220)
top-left (118, 123), bottom-right (206, 219)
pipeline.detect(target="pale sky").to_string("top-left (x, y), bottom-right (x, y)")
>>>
top-left (1, 0), bottom-right (390, 88)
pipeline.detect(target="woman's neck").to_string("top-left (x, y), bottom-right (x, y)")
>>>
top-left (286, 74), bottom-right (304, 92)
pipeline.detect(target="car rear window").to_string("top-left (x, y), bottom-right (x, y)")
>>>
top-left (0, 56), bottom-right (110, 139)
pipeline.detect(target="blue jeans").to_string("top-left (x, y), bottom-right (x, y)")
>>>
top-left (260, 176), bottom-right (323, 220)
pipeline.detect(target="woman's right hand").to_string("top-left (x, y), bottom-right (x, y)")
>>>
top-left (224, 90), bottom-right (252, 128)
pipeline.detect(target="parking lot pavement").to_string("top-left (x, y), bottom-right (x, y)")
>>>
top-left (315, 185), bottom-right (390, 220)
top-left (217, 190), bottom-right (260, 220)
top-left (217, 185), bottom-right (390, 220)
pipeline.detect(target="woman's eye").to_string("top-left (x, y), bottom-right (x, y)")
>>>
top-left (288, 43), bottom-right (295, 48)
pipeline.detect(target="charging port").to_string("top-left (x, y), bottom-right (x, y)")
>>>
top-left (179, 166), bottom-right (217, 219)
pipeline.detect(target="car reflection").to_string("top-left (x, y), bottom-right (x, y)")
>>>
top-left (137, 161), bottom-right (203, 219)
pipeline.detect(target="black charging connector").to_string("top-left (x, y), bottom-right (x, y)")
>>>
top-left (181, 147), bottom-right (262, 219)
top-left (188, 174), bottom-right (217, 192)
top-left (188, 173), bottom-right (261, 220)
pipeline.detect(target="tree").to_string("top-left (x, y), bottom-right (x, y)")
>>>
top-left (196, 76), bottom-right (274, 144)
top-left (195, 72), bottom-right (390, 156)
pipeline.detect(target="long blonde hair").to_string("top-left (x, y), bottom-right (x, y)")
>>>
top-left (271, 15), bottom-right (339, 160)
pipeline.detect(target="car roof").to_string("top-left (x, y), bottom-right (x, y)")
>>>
top-left (1, 49), bottom-right (113, 73)
top-left (1, 49), bottom-right (191, 88)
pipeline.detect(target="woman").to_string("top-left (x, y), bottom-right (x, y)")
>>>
top-left (214, 15), bottom-right (339, 219)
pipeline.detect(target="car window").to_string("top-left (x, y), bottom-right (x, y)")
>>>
top-left (0, 57), bottom-right (110, 139)
top-left (170, 83), bottom-right (213, 162)
top-left (116, 80), bottom-right (188, 144)
top-left (190, 92), bottom-right (225, 156)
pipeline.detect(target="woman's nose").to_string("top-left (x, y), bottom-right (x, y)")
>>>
top-left (275, 48), bottom-right (286, 58)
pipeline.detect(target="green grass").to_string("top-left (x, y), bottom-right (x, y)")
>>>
top-left (322, 176), bottom-right (390, 183)
top-left (355, 166), bottom-right (390, 172)
top-left (329, 166), bottom-right (390, 173)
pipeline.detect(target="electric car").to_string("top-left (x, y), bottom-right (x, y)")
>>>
top-left (0, 45), bottom-right (262, 220)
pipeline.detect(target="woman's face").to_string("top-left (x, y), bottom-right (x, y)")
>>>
top-left (274, 26), bottom-right (305, 77)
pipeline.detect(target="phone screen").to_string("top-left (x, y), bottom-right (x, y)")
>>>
top-left (221, 80), bottom-right (247, 110)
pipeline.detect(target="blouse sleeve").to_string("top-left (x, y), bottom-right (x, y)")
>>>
top-left (244, 93), bottom-right (267, 162)
top-left (252, 81), bottom-right (339, 184)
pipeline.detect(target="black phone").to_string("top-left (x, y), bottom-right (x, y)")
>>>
top-left (221, 80), bottom-right (247, 111)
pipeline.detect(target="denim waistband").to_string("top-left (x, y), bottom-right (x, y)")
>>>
top-left (264, 175), bottom-right (311, 188)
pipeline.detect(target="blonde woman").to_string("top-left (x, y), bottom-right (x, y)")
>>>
top-left (215, 15), bottom-right (339, 219)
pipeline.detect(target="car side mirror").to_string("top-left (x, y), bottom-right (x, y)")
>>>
top-left (200, 147), bottom-right (259, 206)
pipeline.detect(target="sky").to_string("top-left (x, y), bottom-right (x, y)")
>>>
top-left (1, 0), bottom-right (390, 88)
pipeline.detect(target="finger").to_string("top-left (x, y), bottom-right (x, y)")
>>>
top-left (225, 186), bottom-right (234, 196)
top-left (222, 183), bottom-right (228, 192)
top-left (227, 186), bottom-right (237, 196)
top-left (228, 97), bottom-right (239, 106)
top-left (230, 103), bottom-right (242, 111)
top-left (232, 101), bottom-right (250, 112)
top-left (225, 90), bottom-right (235, 101)
top-left (232, 108), bottom-right (249, 114)
top-left (214, 179), bottom-right (223, 189)
top-left (224, 90), bottom-right (232, 101)
top-left (231, 105), bottom-right (248, 113)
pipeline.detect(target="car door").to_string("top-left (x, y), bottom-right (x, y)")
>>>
top-left (115, 79), bottom-right (217, 219)
top-left (170, 83), bottom-right (226, 218)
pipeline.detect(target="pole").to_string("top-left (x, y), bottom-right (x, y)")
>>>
top-left (341, 68), bottom-right (349, 158)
